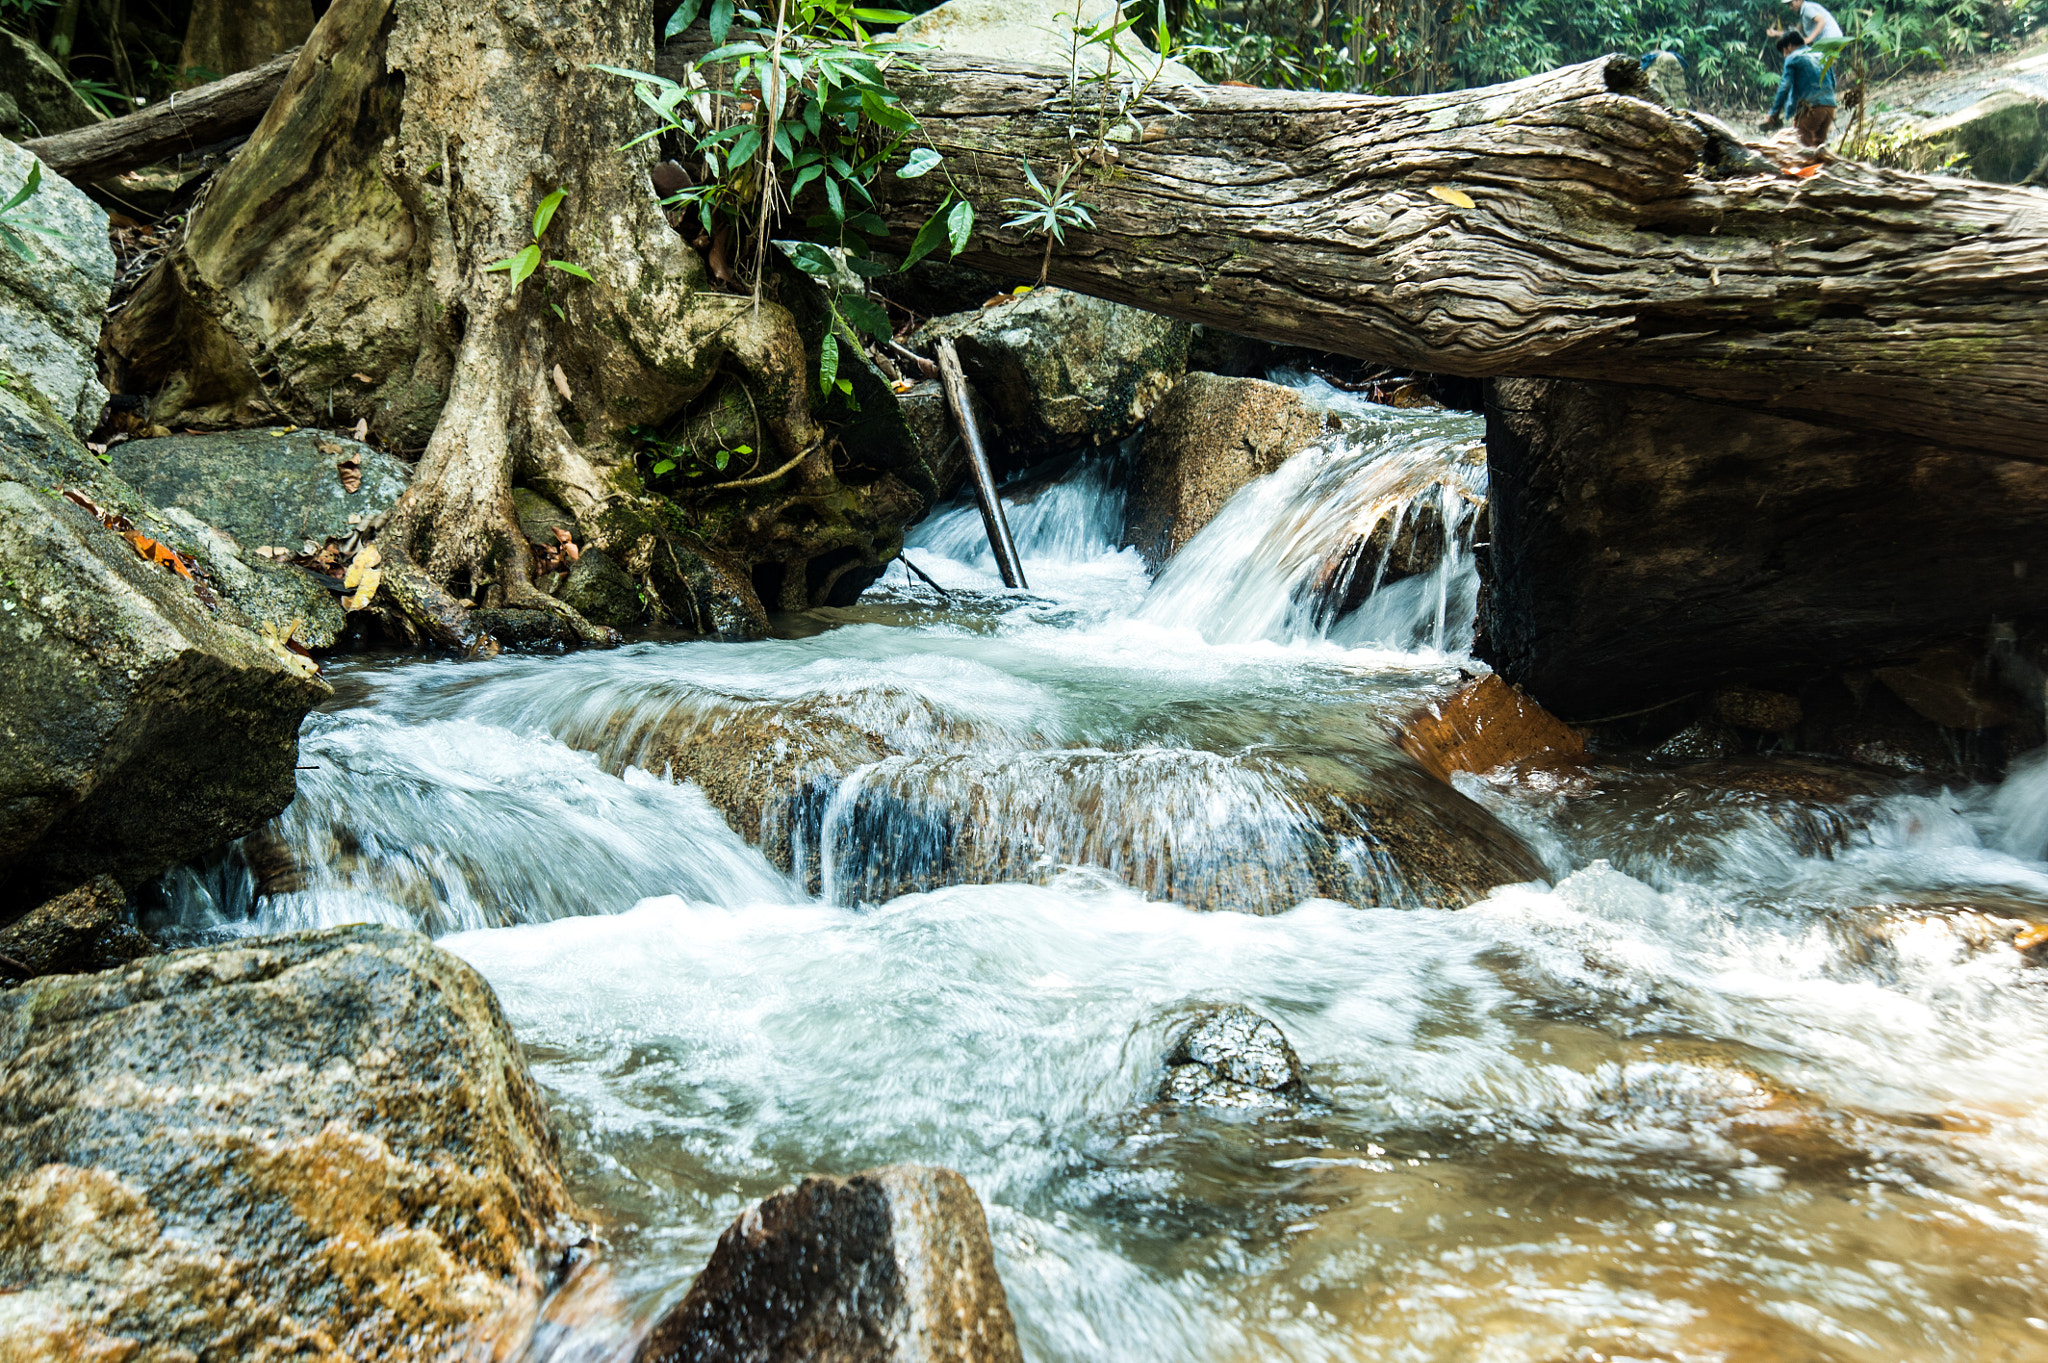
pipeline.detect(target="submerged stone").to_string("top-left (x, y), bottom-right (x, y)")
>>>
top-left (1398, 673), bottom-right (1585, 782)
top-left (0, 924), bottom-right (583, 1358)
top-left (635, 1164), bottom-right (1023, 1363)
top-left (1158, 1005), bottom-right (1308, 1110)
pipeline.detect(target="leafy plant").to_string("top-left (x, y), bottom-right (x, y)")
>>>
top-left (1002, 160), bottom-right (1094, 284)
top-left (0, 162), bottom-right (66, 263)
top-left (68, 76), bottom-right (130, 117)
top-left (483, 189), bottom-right (596, 294)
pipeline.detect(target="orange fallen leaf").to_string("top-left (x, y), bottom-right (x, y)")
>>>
top-left (123, 530), bottom-right (194, 579)
top-left (1792, 164), bottom-right (1823, 178)
top-left (2016, 923), bottom-right (2048, 953)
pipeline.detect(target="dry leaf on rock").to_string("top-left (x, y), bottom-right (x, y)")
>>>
top-left (1428, 186), bottom-right (1476, 209)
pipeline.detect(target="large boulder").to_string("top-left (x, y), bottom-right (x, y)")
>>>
top-left (107, 428), bottom-right (410, 558)
top-left (0, 36), bottom-right (102, 142)
top-left (0, 428), bottom-right (330, 919)
top-left (1124, 372), bottom-right (1330, 565)
top-left (636, 1164), bottom-right (1022, 1363)
top-left (0, 138), bottom-right (115, 437)
top-left (1478, 377), bottom-right (2048, 721)
top-left (895, 0), bottom-right (1202, 85)
top-left (0, 924), bottom-right (584, 1358)
top-left (1866, 47), bottom-right (2048, 184)
top-left (908, 288), bottom-right (1190, 469)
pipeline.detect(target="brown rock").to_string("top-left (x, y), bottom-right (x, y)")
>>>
top-left (1709, 684), bottom-right (1803, 733)
top-left (0, 924), bottom-right (583, 1359)
top-left (1124, 373), bottom-right (1331, 565)
top-left (1875, 645), bottom-right (2015, 730)
top-left (0, 875), bottom-right (151, 983)
top-left (636, 1165), bottom-right (1022, 1363)
top-left (1399, 674), bottom-right (1585, 781)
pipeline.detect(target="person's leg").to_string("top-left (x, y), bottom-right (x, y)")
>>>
top-left (1794, 103), bottom-right (1833, 146)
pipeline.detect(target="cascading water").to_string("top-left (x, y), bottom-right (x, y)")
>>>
top-left (154, 381), bottom-right (2048, 1362)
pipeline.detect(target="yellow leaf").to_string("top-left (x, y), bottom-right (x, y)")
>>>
top-left (342, 565), bottom-right (381, 611)
top-left (1428, 186), bottom-right (1476, 209)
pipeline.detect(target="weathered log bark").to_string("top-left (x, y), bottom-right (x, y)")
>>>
top-left (22, 48), bottom-right (299, 184)
top-left (102, 0), bottom-right (929, 648)
top-left (874, 54), bottom-right (2048, 460)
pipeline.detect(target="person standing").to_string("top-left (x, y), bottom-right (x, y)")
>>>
top-left (1761, 29), bottom-right (1837, 146)
top-left (1768, 0), bottom-right (1845, 45)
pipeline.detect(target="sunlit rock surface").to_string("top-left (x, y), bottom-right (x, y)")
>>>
top-left (0, 924), bottom-right (582, 1359)
top-left (635, 1164), bottom-right (1023, 1363)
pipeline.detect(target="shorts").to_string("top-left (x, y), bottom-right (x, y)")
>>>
top-left (1794, 103), bottom-right (1834, 147)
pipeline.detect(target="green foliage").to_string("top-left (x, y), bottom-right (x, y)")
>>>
top-left (0, 162), bottom-right (67, 264)
top-left (1171, 0), bottom-right (2027, 105)
top-left (597, 0), bottom-right (970, 291)
top-left (483, 189), bottom-right (596, 292)
top-left (638, 424), bottom-right (756, 482)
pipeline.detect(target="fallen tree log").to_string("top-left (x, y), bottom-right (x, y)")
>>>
top-left (869, 53), bottom-right (2048, 460)
top-left (22, 47), bottom-right (299, 183)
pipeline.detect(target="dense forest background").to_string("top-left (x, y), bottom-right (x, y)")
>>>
top-left (2, 0), bottom-right (2042, 136)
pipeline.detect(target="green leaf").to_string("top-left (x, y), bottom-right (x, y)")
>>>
top-left (729, 126), bottom-right (762, 168)
top-left (824, 175), bottom-right (844, 219)
top-left (700, 40), bottom-right (766, 62)
top-left (664, 0), bottom-right (706, 37)
top-left (791, 164), bottom-right (824, 197)
top-left (652, 458), bottom-right (677, 476)
top-left (846, 211), bottom-right (889, 237)
top-left (838, 293), bottom-right (892, 343)
top-left (547, 259), bottom-right (594, 280)
top-left (0, 162), bottom-right (41, 217)
top-left (946, 198), bottom-right (974, 256)
top-left (532, 189), bottom-right (567, 241)
top-left (714, 447), bottom-right (731, 469)
top-left (0, 222), bottom-right (32, 263)
top-left (902, 198), bottom-right (952, 269)
top-left (835, 377), bottom-right (855, 396)
top-left (859, 87), bottom-right (915, 130)
top-left (819, 331), bottom-right (840, 394)
top-left (897, 146), bottom-right (942, 179)
top-left (481, 242), bottom-right (544, 286)
top-left (709, 0), bottom-right (736, 43)
top-left (844, 257), bottom-right (892, 277)
top-left (851, 7), bottom-right (914, 19)
top-left (781, 240), bottom-right (841, 275)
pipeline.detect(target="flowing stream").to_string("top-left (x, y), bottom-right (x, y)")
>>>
top-left (156, 382), bottom-right (2048, 1362)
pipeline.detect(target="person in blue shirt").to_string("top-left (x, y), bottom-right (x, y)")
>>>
top-left (1768, 0), bottom-right (1845, 45)
top-left (1761, 29), bottom-right (1837, 146)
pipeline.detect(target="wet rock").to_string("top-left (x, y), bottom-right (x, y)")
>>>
top-left (1874, 645), bottom-right (2015, 730)
top-left (1479, 377), bottom-right (2048, 721)
top-left (560, 548), bottom-right (646, 629)
top-left (514, 485), bottom-right (579, 548)
top-left (0, 32), bottom-right (102, 141)
top-left (157, 504), bottom-right (348, 650)
top-left (1125, 373), bottom-right (1330, 565)
top-left (635, 1164), bottom-right (1022, 1363)
top-left (897, 379), bottom-right (968, 493)
top-left (1652, 719), bottom-right (1743, 761)
top-left (1398, 674), bottom-right (1585, 781)
top-left (908, 287), bottom-right (1190, 466)
top-left (0, 876), bottom-right (151, 983)
top-left (1709, 684), bottom-right (1803, 733)
top-left (0, 138), bottom-right (115, 437)
top-left (106, 428), bottom-right (410, 557)
top-left (0, 464), bottom-right (329, 919)
top-left (896, 0), bottom-right (1201, 84)
top-left (1158, 1005), bottom-right (1308, 1109)
top-left (0, 923), bottom-right (583, 1357)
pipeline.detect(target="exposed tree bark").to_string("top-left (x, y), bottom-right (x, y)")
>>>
top-left (178, 0), bottom-right (314, 81)
top-left (24, 48), bottom-right (299, 183)
top-left (874, 54), bottom-right (2048, 460)
top-left (102, 0), bottom-right (923, 649)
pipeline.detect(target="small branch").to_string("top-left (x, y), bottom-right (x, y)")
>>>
top-left (898, 552), bottom-right (951, 598)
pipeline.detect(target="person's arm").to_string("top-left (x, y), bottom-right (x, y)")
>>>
top-left (1802, 8), bottom-right (1823, 41)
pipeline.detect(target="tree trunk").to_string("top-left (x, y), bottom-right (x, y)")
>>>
top-left (177, 0), bottom-right (315, 81)
top-left (106, 0), bottom-right (886, 649)
top-left (873, 53), bottom-right (2048, 461)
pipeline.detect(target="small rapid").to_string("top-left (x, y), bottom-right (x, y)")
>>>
top-left (151, 380), bottom-right (2048, 1362)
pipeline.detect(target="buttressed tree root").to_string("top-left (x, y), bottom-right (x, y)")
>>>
top-left (104, 0), bottom-right (836, 651)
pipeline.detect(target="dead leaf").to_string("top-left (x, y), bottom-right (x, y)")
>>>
top-left (352, 418), bottom-right (369, 441)
top-left (352, 372), bottom-right (375, 383)
top-left (1792, 163), bottom-right (1823, 179)
top-left (123, 529), bottom-right (195, 579)
top-left (1428, 186), bottom-right (1476, 209)
top-left (259, 618), bottom-right (322, 677)
top-left (336, 453), bottom-right (363, 493)
top-left (342, 565), bottom-right (382, 611)
top-left (342, 543), bottom-right (382, 590)
top-left (2017, 924), bottom-right (2048, 953)
top-left (552, 363), bottom-right (574, 403)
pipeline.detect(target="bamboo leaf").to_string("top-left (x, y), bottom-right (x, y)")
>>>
top-left (0, 161), bottom-right (42, 216)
